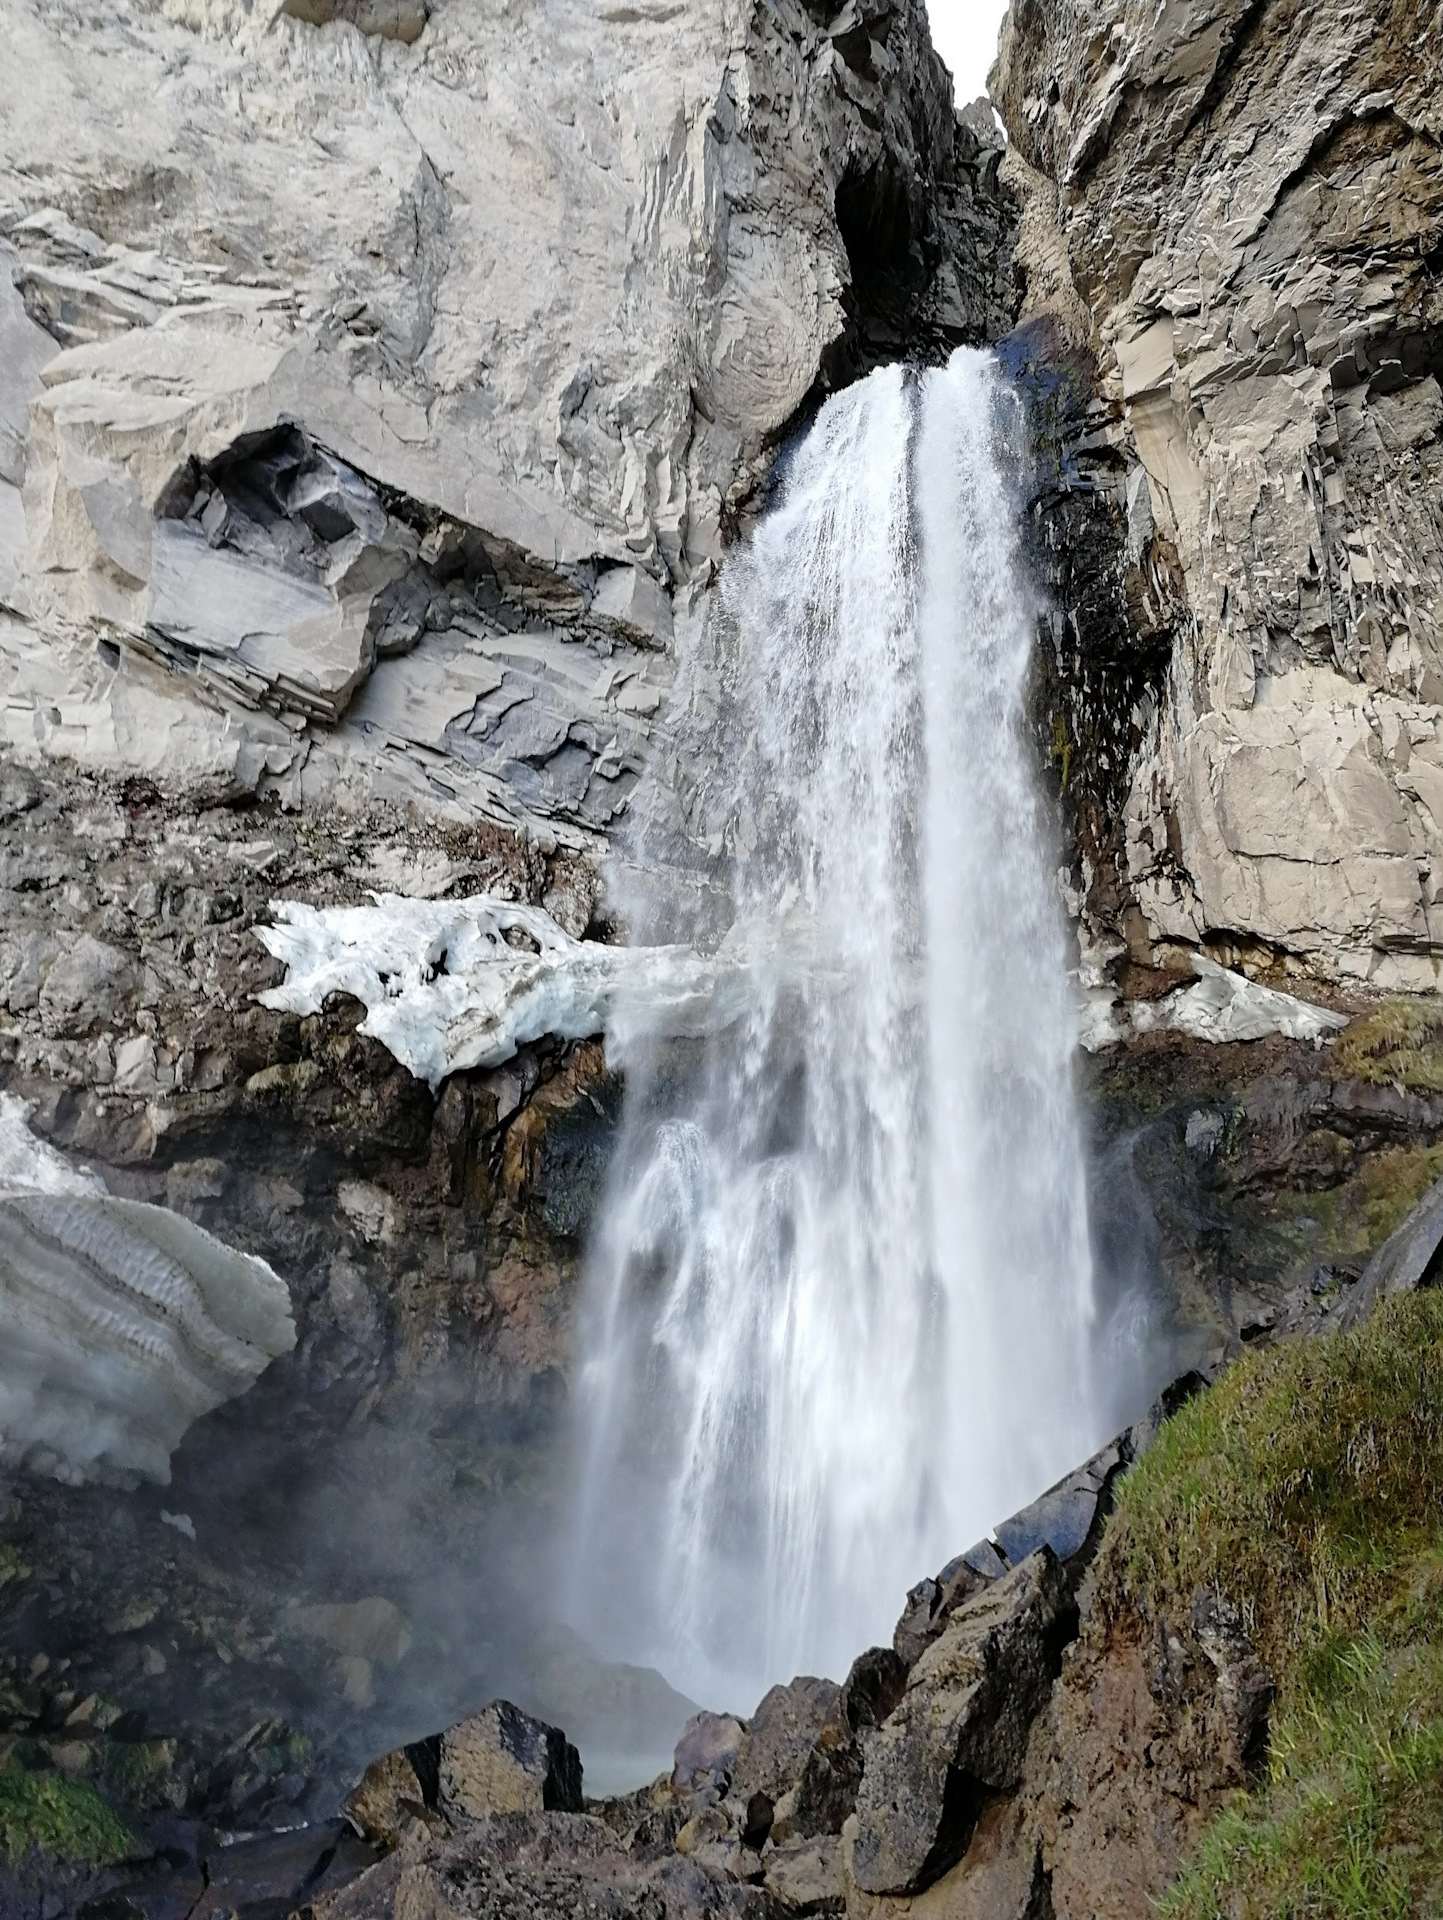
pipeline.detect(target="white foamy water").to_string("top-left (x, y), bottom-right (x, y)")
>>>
top-left (569, 349), bottom-right (1097, 1710)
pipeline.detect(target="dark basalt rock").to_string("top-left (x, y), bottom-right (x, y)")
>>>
top-left (67, 1821), bottom-right (382, 1920)
top-left (893, 1540), bottom-right (1008, 1666)
top-left (992, 1440), bottom-right (1127, 1570)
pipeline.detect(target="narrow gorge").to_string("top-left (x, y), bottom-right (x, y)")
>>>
top-left (1, 0), bottom-right (1442, 1916)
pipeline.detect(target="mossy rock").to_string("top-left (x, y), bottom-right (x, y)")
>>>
top-left (97, 1737), bottom-right (186, 1810)
top-left (0, 1757), bottom-right (136, 1867)
top-left (1265, 1140), bottom-right (1443, 1277)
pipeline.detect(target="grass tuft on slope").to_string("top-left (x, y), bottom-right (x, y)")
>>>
top-left (1095, 1289), bottom-right (1443, 1918)
top-left (1334, 999), bottom-right (1443, 1095)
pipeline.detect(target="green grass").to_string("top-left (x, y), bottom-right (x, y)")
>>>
top-left (0, 1757), bottom-right (137, 1867)
top-left (1161, 1636), bottom-right (1443, 1919)
top-left (1334, 1000), bottom-right (1443, 1095)
top-left (1095, 1290), bottom-right (1443, 1917)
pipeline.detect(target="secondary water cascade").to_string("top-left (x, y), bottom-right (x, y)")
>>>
top-left (569, 348), bottom-right (1099, 1713)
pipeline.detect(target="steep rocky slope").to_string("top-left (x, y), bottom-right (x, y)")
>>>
top-left (997, 0), bottom-right (1443, 991)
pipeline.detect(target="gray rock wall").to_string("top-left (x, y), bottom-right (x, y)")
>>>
top-left (996, 0), bottom-right (1443, 990)
top-left (0, 0), bottom-right (1015, 856)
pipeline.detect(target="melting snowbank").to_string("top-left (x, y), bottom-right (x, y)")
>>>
top-left (1079, 953), bottom-right (1350, 1051)
top-left (256, 892), bottom-right (1354, 1101)
top-left (254, 894), bottom-right (747, 1087)
top-left (0, 1096), bottom-right (294, 1487)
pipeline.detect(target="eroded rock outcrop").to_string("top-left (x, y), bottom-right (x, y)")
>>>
top-left (0, 757), bottom-right (643, 1844)
top-left (0, 0), bottom-right (1015, 853)
top-left (851, 1550), bottom-right (1075, 1895)
top-left (997, 0), bottom-right (1443, 988)
top-left (345, 1700), bottom-right (583, 1850)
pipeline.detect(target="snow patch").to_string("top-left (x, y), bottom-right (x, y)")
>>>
top-left (254, 893), bottom-right (744, 1087)
top-left (1080, 954), bottom-right (1350, 1051)
top-left (0, 1098), bottom-right (295, 1488)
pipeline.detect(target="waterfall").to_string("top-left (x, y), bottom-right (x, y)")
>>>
top-left (568, 348), bottom-right (1097, 1714)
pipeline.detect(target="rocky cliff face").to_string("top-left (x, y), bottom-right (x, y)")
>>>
top-left (0, 0), bottom-right (1013, 854)
top-left (6, 0), bottom-right (1443, 1913)
top-left (997, 0), bottom-right (1443, 991)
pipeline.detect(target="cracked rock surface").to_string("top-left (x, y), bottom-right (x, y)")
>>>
top-left (0, 0), bottom-right (1015, 851)
top-left (997, 0), bottom-right (1443, 987)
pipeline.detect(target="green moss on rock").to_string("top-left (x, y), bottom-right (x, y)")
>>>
top-left (1264, 1141), bottom-right (1443, 1278)
top-left (0, 1757), bottom-right (137, 1867)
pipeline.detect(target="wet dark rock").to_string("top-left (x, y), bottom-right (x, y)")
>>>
top-left (777, 1649), bottom-right (908, 1845)
top-left (70, 1822), bottom-right (380, 1920)
top-left (993, 1440), bottom-right (1126, 1572)
top-left (893, 1542), bottom-right (1007, 1667)
top-left (851, 1550), bottom-right (1076, 1896)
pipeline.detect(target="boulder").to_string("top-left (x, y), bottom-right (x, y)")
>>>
top-left (671, 1710), bottom-right (747, 1804)
top-left (343, 1743), bottom-right (446, 1853)
top-left (439, 1701), bottom-right (584, 1821)
top-left (345, 1702), bottom-right (583, 1849)
top-left (893, 1542), bottom-right (1008, 1666)
top-left (84, 1820), bottom-right (382, 1920)
top-left (667, 1653), bottom-right (911, 1866)
top-left (764, 1834), bottom-right (845, 1914)
top-left (851, 1550), bottom-right (1076, 1896)
top-left (783, 1649), bottom-right (909, 1842)
top-left (730, 1675), bottom-right (842, 1812)
top-left (993, 1440), bottom-right (1127, 1570)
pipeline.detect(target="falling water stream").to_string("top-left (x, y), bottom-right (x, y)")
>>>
top-left (569, 349), bottom-right (1098, 1717)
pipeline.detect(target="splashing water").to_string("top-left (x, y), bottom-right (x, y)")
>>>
top-left (569, 348), bottom-right (1097, 1711)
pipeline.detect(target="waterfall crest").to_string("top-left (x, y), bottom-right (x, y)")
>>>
top-left (570, 349), bottom-right (1097, 1710)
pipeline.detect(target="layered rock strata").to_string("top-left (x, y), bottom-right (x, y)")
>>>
top-left (0, 0), bottom-right (1015, 854)
top-left (997, 0), bottom-right (1443, 988)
